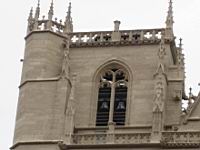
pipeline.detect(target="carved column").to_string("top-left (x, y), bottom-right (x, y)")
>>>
top-left (108, 73), bottom-right (116, 124)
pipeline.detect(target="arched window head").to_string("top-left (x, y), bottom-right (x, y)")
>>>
top-left (96, 66), bottom-right (128, 126)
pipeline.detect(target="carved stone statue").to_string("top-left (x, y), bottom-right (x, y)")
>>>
top-left (153, 82), bottom-right (164, 112)
top-left (61, 38), bottom-right (70, 79)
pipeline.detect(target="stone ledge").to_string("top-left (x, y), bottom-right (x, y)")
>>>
top-left (25, 30), bottom-right (67, 40)
top-left (19, 76), bottom-right (71, 88)
top-left (10, 140), bottom-right (63, 149)
top-left (59, 143), bottom-right (160, 149)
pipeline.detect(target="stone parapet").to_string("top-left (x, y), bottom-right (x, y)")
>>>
top-left (70, 28), bottom-right (165, 48)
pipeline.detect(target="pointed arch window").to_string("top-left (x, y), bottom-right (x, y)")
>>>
top-left (96, 67), bottom-right (128, 126)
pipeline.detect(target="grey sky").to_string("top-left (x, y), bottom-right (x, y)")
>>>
top-left (0, 0), bottom-right (199, 149)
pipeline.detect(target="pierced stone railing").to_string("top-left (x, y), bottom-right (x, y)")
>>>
top-left (71, 31), bottom-right (113, 43)
top-left (162, 131), bottom-right (200, 144)
top-left (70, 28), bottom-right (164, 47)
top-left (28, 18), bottom-right (65, 35)
top-left (72, 132), bottom-right (151, 145)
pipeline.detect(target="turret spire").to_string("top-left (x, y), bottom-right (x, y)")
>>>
top-left (64, 2), bottom-right (73, 34)
top-left (165, 0), bottom-right (174, 40)
top-left (166, 0), bottom-right (174, 29)
top-left (48, 0), bottom-right (54, 20)
top-left (27, 7), bottom-right (34, 34)
top-left (34, 0), bottom-right (40, 20)
top-left (28, 7), bottom-right (33, 21)
top-left (67, 2), bottom-right (72, 19)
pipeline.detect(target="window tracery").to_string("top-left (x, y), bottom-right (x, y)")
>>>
top-left (96, 67), bottom-right (128, 126)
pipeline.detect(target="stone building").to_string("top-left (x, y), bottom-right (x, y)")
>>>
top-left (11, 0), bottom-right (200, 150)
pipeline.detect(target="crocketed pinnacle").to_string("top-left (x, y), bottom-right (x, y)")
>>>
top-left (166, 0), bottom-right (174, 28)
top-left (28, 7), bottom-right (33, 21)
top-left (34, 0), bottom-right (40, 20)
top-left (48, 0), bottom-right (54, 20)
top-left (64, 2), bottom-right (73, 33)
top-left (66, 2), bottom-right (72, 20)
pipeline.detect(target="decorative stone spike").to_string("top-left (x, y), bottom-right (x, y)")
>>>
top-left (64, 2), bottom-right (73, 34)
top-left (27, 7), bottom-right (33, 34)
top-left (165, 0), bottom-right (174, 40)
top-left (166, 0), bottom-right (174, 29)
top-left (179, 38), bottom-right (183, 48)
top-left (47, 0), bottom-right (54, 30)
top-left (34, 0), bottom-right (40, 20)
top-left (28, 7), bottom-right (33, 21)
top-left (176, 38), bottom-right (184, 67)
top-left (48, 0), bottom-right (54, 20)
top-left (33, 0), bottom-right (40, 30)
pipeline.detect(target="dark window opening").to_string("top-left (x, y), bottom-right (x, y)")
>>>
top-left (113, 87), bottom-right (127, 125)
top-left (96, 67), bottom-right (128, 126)
top-left (96, 87), bottom-right (111, 126)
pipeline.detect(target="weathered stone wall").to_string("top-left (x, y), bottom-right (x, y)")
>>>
top-left (14, 32), bottom-right (68, 144)
top-left (69, 44), bottom-right (176, 127)
top-left (21, 32), bottom-right (64, 81)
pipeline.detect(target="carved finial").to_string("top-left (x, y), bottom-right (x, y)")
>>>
top-left (67, 2), bottom-right (72, 18)
top-left (188, 87), bottom-right (193, 105)
top-left (48, 0), bottom-right (54, 20)
top-left (179, 38), bottom-right (183, 48)
top-left (176, 38), bottom-right (185, 66)
top-left (166, 0), bottom-right (174, 29)
top-left (64, 2), bottom-right (73, 34)
top-left (34, 0), bottom-right (40, 20)
top-left (189, 87), bottom-right (192, 98)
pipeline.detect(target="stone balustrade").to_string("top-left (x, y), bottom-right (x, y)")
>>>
top-left (70, 28), bottom-right (164, 48)
top-left (70, 31), bottom-right (113, 43)
top-left (27, 18), bottom-right (164, 47)
top-left (28, 19), bottom-right (65, 34)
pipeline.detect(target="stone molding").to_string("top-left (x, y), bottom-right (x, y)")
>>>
top-left (10, 140), bottom-right (62, 149)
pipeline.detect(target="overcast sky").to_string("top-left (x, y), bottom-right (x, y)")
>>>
top-left (0, 0), bottom-right (200, 149)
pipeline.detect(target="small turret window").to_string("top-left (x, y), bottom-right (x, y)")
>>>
top-left (96, 67), bottom-right (128, 126)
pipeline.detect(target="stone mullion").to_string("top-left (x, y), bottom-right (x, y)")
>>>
top-left (108, 72), bottom-right (116, 124)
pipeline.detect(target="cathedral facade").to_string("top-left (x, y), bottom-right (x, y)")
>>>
top-left (11, 1), bottom-right (200, 150)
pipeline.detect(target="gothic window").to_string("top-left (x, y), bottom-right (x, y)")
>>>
top-left (96, 67), bottom-right (128, 126)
